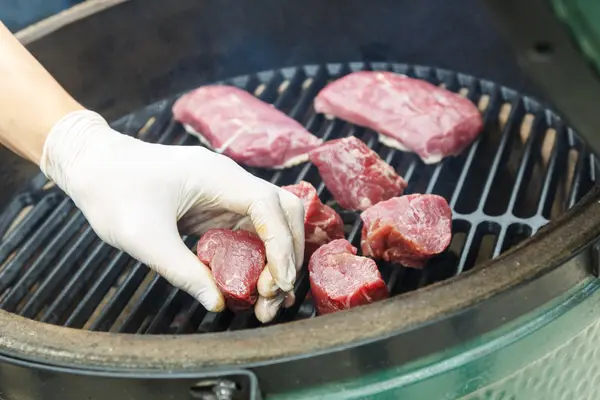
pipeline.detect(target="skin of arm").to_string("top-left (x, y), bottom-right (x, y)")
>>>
top-left (0, 21), bottom-right (84, 165)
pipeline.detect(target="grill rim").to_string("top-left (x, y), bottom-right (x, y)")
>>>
top-left (0, 183), bottom-right (596, 372)
top-left (1, 0), bottom-right (597, 381)
top-left (0, 85), bottom-right (597, 375)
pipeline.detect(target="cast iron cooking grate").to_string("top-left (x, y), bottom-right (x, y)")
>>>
top-left (0, 62), bottom-right (594, 334)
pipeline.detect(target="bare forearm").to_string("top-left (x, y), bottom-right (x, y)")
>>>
top-left (0, 21), bottom-right (84, 165)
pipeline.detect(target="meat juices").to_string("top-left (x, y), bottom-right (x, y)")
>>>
top-left (196, 228), bottom-right (266, 312)
top-left (308, 136), bottom-right (407, 211)
top-left (282, 181), bottom-right (345, 259)
top-left (360, 194), bottom-right (452, 268)
top-left (308, 239), bottom-right (388, 315)
top-left (314, 71), bottom-right (483, 164)
top-left (172, 85), bottom-right (323, 169)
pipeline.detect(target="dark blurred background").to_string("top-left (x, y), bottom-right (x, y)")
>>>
top-left (0, 0), bottom-right (537, 98)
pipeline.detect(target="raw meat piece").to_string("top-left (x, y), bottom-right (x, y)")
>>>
top-left (314, 71), bottom-right (484, 164)
top-left (360, 194), bottom-right (452, 268)
top-left (196, 228), bottom-right (266, 312)
top-left (309, 239), bottom-right (388, 315)
top-left (172, 85), bottom-right (323, 168)
top-left (308, 136), bottom-right (407, 211)
top-left (282, 181), bottom-right (345, 259)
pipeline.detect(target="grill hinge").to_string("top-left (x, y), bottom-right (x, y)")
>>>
top-left (188, 370), bottom-right (262, 400)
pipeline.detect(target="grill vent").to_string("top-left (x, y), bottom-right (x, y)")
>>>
top-left (0, 63), bottom-right (593, 334)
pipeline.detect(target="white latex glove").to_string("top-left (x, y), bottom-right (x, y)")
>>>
top-left (40, 110), bottom-right (305, 321)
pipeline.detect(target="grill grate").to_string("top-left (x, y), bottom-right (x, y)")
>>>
top-left (0, 62), bottom-right (594, 334)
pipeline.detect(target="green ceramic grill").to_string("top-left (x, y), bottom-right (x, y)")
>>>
top-left (1, 1), bottom-right (600, 399)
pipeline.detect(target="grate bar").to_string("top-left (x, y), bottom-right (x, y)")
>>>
top-left (425, 163), bottom-right (445, 194)
top-left (290, 67), bottom-right (327, 119)
top-left (202, 310), bottom-right (234, 333)
top-left (144, 287), bottom-right (187, 334)
top-left (64, 251), bottom-right (132, 328)
top-left (0, 62), bottom-right (593, 334)
top-left (0, 211), bottom-right (86, 311)
top-left (260, 69), bottom-right (314, 186)
top-left (116, 273), bottom-right (166, 333)
top-left (0, 194), bottom-right (32, 239)
top-left (506, 113), bottom-right (546, 214)
top-left (87, 261), bottom-right (149, 332)
top-left (567, 148), bottom-right (589, 208)
top-left (272, 68), bottom-right (306, 111)
top-left (492, 227), bottom-right (508, 258)
top-left (173, 300), bottom-right (207, 334)
top-left (228, 313), bottom-right (261, 331)
top-left (455, 225), bottom-right (478, 274)
top-left (447, 86), bottom-right (501, 208)
top-left (537, 128), bottom-right (567, 217)
top-left (19, 225), bottom-right (99, 319)
top-left (0, 194), bottom-right (64, 264)
top-left (40, 241), bottom-right (117, 324)
top-left (274, 268), bottom-right (312, 323)
top-left (0, 197), bottom-right (73, 294)
top-left (115, 236), bottom-right (196, 333)
top-left (476, 98), bottom-right (525, 210)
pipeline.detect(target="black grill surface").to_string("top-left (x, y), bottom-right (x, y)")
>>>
top-left (0, 62), bottom-right (593, 334)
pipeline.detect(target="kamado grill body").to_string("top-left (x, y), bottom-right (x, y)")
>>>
top-left (2, 1), bottom-right (600, 399)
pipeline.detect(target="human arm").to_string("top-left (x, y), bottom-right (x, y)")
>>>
top-left (0, 21), bottom-right (304, 320)
top-left (0, 21), bottom-right (83, 164)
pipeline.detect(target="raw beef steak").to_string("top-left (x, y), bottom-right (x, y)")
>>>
top-left (308, 239), bottom-right (388, 315)
top-left (172, 85), bottom-right (323, 168)
top-left (361, 194), bottom-right (452, 268)
top-left (314, 71), bottom-right (483, 164)
top-left (308, 136), bottom-right (407, 211)
top-left (282, 181), bottom-right (345, 259)
top-left (196, 228), bottom-right (266, 312)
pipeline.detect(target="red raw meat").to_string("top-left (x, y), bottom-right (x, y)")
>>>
top-left (196, 228), bottom-right (266, 312)
top-left (308, 239), bottom-right (388, 315)
top-left (314, 71), bottom-right (483, 164)
top-left (282, 181), bottom-right (345, 259)
top-left (172, 85), bottom-right (323, 168)
top-left (308, 136), bottom-right (407, 211)
top-left (360, 194), bottom-right (452, 268)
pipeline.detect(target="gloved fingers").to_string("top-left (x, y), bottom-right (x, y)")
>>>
top-left (255, 190), bottom-right (304, 298)
top-left (138, 222), bottom-right (225, 312)
top-left (177, 209), bottom-right (242, 236)
top-left (247, 193), bottom-right (296, 292)
top-left (277, 189), bottom-right (306, 271)
top-left (257, 265), bottom-right (296, 314)
top-left (232, 216), bottom-right (256, 233)
top-left (283, 291), bottom-right (296, 308)
top-left (254, 292), bottom-right (286, 323)
top-left (257, 266), bottom-right (279, 298)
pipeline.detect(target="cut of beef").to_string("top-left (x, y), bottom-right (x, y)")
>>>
top-left (314, 71), bottom-right (483, 164)
top-left (282, 181), bottom-right (345, 259)
top-left (308, 136), bottom-right (407, 211)
top-left (308, 239), bottom-right (388, 315)
top-left (172, 85), bottom-right (323, 169)
top-left (360, 194), bottom-right (452, 268)
top-left (196, 228), bottom-right (266, 312)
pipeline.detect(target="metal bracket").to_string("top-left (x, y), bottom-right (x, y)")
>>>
top-left (187, 370), bottom-right (263, 400)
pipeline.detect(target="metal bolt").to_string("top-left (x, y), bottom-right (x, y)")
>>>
top-left (190, 379), bottom-right (238, 400)
top-left (213, 380), bottom-right (237, 400)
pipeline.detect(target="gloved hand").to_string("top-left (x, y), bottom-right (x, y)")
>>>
top-left (40, 110), bottom-right (305, 322)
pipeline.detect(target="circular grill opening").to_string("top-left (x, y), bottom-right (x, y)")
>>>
top-left (0, 62), bottom-right (594, 335)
